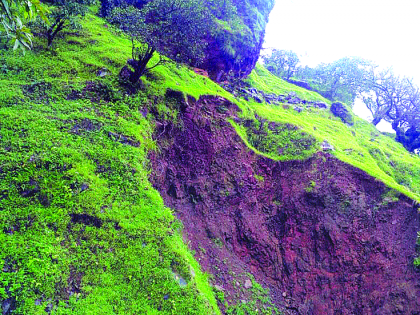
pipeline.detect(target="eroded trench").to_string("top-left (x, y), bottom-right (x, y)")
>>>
top-left (149, 95), bottom-right (420, 315)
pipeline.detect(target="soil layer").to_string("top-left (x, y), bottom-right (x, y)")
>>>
top-left (149, 95), bottom-right (420, 315)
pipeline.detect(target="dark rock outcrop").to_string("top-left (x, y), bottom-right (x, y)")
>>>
top-left (149, 95), bottom-right (420, 314)
top-left (330, 102), bottom-right (354, 125)
top-left (286, 78), bottom-right (313, 91)
top-left (202, 0), bottom-right (275, 81)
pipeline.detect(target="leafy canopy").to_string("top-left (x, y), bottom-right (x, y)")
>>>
top-left (109, 0), bottom-right (213, 83)
top-left (297, 57), bottom-right (373, 105)
top-left (0, 0), bottom-right (46, 51)
top-left (263, 49), bottom-right (300, 80)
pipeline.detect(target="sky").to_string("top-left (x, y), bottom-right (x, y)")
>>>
top-left (263, 0), bottom-right (420, 131)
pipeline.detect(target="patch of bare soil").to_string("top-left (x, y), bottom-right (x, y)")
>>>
top-left (149, 95), bottom-right (420, 315)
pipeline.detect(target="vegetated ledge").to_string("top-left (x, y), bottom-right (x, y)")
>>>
top-left (238, 64), bottom-right (420, 203)
top-left (149, 93), bottom-right (420, 314)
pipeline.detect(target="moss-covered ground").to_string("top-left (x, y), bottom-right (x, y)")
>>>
top-left (238, 64), bottom-right (420, 202)
top-left (0, 11), bottom-right (227, 315)
top-left (1, 6), bottom-right (419, 314)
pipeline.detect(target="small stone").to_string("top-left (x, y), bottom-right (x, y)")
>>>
top-left (391, 220), bottom-right (397, 225)
top-left (321, 140), bottom-right (334, 151)
top-left (96, 68), bottom-right (110, 77)
top-left (244, 279), bottom-right (252, 289)
top-left (241, 299), bottom-right (247, 304)
top-left (214, 285), bottom-right (224, 291)
top-left (289, 97), bottom-right (302, 104)
top-left (80, 183), bottom-right (89, 192)
top-left (282, 292), bottom-right (287, 297)
top-left (2, 298), bottom-right (16, 314)
top-left (314, 102), bottom-right (328, 109)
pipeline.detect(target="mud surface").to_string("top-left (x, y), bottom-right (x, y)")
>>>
top-left (149, 95), bottom-right (420, 315)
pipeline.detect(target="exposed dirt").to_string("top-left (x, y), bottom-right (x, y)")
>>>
top-left (149, 95), bottom-right (420, 315)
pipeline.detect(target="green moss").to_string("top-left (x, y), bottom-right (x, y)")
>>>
top-left (225, 274), bottom-right (281, 315)
top-left (305, 181), bottom-right (316, 193)
top-left (231, 118), bottom-right (318, 162)
top-left (254, 174), bottom-right (264, 182)
top-left (239, 64), bottom-right (420, 202)
top-left (0, 10), bottom-right (221, 315)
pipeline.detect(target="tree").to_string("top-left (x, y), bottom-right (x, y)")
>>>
top-left (362, 67), bottom-right (402, 126)
top-left (363, 67), bottom-right (420, 152)
top-left (38, 0), bottom-right (93, 47)
top-left (307, 57), bottom-right (373, 105)
top-left (108, 0), bottom-right (213, 84)
top-left (99, 0), bottom-right (149, 17)
top-left (263, 49), bottom-right (299, 80)
top-left (0, 0), bottom-right (46, 51)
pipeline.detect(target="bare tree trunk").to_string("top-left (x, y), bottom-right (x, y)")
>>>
top-left (129, 47), bottom-right (155, 84)
top-left (47, 18), bottom-right (65, 47)
top-left (371, 116), bottom-right (381, 126)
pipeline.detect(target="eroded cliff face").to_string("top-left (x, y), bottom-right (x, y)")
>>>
top-left (149, 95), bottom-right (420, 314)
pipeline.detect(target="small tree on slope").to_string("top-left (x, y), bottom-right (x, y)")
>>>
top-left (108, 0), bottom-right (213, 84)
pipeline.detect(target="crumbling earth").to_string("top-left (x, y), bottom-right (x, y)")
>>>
top-left (149, 95), bottom-right (420, 315)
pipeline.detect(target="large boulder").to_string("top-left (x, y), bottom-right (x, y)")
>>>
top-left (202, 0), bottom-right (275, 81)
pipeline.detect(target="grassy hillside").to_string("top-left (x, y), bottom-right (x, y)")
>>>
top-left (0, 6), bottom-right (419, 315)
top-left (0, 12), bottom-right (226, 315)
top-left (236, 65), bottom-right (420, 202)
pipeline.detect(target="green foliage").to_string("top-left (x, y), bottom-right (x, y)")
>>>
top-left (206, 0), bottom-right (237, 20)
top-left (263, 49), bottom-right (299, 80)
top-left (232, 118), bottom-right (318, 161)
top-left (0, 0), bottom-right (47, 51)
top-left (239, 64), bottom-right (420, 202)
top-left (33, 0), bottom-right (92, 47)
top-left (254, 174), bottom-right (264, 182)
top-left (297, 57), bottom-right (373, 105)
top-left (305, 181), bottom-right (316, 193)
top-left (0, 12), bottom-right (223, 315)
top-left (362, 68), bottom-right (420, 152)
top-left (108, 0), bottom-right (213, 83)
top-left (1, 4), bottom-right (420, 314)
top-left (225, 275), bottom-right (281, 315)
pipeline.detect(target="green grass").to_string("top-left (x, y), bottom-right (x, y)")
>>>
top-left (0, 11), bottom-right (222, 315)
top-left (236, 65), bottom-right (420, 202)
top-left (245, 64), bottom-right (330, 103)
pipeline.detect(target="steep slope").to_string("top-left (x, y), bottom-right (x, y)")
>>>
top-left (0, 12), bottom-right (224, 315)
top-left (149, 94), bottom-right (420, 314)
top-left (0, 6), bottom-right (419, 315)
